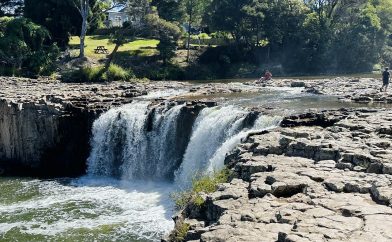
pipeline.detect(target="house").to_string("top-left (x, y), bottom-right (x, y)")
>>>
top-left (106, 4), bottom-right (146, 28)
top-left (106, 5), bottom-right (129, 27)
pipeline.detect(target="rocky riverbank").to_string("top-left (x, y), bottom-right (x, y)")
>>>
top-left (172, 108), bottom-right (392, 241)
top-left (249, 77), bottom-right (392, 104)
top-left (0, 77), bottom-right (210, 177)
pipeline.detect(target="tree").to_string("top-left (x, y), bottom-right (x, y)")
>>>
top-left (205, 0), bottom-right (254, 46)
top-left (146, 13), bottom-right (182, 63)
top-left (183, 0), bottom-right (211, 62)
top-left (102, 0), bottom-right (150, 71)
top-left (242, 0), bottom-right (268, 47)
top-left (24, 0), bottom-right (81, 47)
top-left (151, 0), bottom-right (184, 22)
top-left (0, 17), bottom-right (59, 76)
top-left (73, 0), bottom-right (123, 57)
top-left (0, 0), bottom-right (23, 17)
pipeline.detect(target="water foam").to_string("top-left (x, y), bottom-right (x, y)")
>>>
top-left (87, 101), bottom-right (186, 180)
top-left (0, 177), bottom-right (174, 241)
top-left (174, 106), bottom-right (281, 187)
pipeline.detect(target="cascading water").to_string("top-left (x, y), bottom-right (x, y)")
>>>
top-left (83, 101), bottom-right (281, 240)
top-left (87, 101), bottom-right (187, 180)
top-left (1, 85), bottom-right (352, 242)
top-left (174, 106), bottom-right (281, 186)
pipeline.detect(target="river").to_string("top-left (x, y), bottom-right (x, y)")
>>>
top-left (0, 84), bottom-right (387, 241)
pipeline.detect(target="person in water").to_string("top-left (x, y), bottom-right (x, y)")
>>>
top-left (257, 70), bottom-right (272, 83)
top-left (264, 70), bottom-right (272, 81)
top-left (381, 67), bottom-right (390, 92)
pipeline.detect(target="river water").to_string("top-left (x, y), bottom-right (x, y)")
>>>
top-left (0, 84), bottom-right (387, 241)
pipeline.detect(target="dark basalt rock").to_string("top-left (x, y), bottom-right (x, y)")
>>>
top-left (280, 110), bottom-right (346, 128)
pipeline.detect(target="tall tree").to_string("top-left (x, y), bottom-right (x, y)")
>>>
top-left (0, 17), bottom-right (59, 76)
top-left (151, 0), bottom-right (184, 22)
top-left (24, 0), bottom-right (81, 47)
top-left (103, 0), bottom-right (150, 71)
top-left (205, 0), bottom-right (254, 45)
top-left (183, 0), bottom-right (211, 62)
top-left (73, 0), bottom-right (121, 58)
top-left (0, 0), bottom-right (23, 17)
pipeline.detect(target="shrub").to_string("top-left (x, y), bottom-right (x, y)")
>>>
top-left (62, 64), bottom-right (133, 83)
top-left (104, 64), bottom-right (134, 81)
top-left (171, 168), bottom-right (232, 210)
top-left (0, 17), bottom-right (59, 77)
top-left (170, 221), bottom-right (190, 242)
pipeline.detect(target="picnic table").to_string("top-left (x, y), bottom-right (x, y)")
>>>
top-left (94, 46), bottom-right (109, 54)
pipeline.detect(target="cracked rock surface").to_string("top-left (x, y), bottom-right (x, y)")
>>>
top-left (173, 109), bottom-right (392, 242)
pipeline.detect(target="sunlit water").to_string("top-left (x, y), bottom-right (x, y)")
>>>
top-left (0, 177), bottom-right (174, 241)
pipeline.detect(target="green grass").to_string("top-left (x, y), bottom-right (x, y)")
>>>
top-left (171, 168), bottom-right (232, 210)
top-left (69, 35), bottom-right (159, 59)
top-left (62, 64), bottom-right (134, 83)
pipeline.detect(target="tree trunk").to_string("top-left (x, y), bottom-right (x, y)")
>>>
top-left (79, 18), bottom-right (87, 58)
top-left (79, 0), bottom-right (89, 58)
top-left (186, 4), bottom-right (193, 63)
top-left (104, 43), bottom-right (120, 72)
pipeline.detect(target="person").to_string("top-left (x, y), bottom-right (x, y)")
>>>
top-left (264, 70), bottom-right (272, 81)
top-left (381, 67), bottom-right (390, 92)
top-left (257, 70), bottom-right (272, 83)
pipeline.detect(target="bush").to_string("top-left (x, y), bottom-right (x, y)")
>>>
top-left (62, 64), bottom-right (133, 83)
top-left (171, 168), bottom-right (232, 210)
top-left (169, 221), bottom-right (190, 242)
top-left (0, 17), bottom-right (59, 77)
top-left (104, 64), bottom-right (134, 81)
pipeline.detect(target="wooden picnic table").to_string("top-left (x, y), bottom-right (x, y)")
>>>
top-left (94, 46), bottom-right (109, 54)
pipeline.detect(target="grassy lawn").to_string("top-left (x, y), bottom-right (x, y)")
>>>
top-left (69, 35), bottom-right (159, 59)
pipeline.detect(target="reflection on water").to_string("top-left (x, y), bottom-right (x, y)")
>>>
top-left (0, 177), bottom-right (174, 242)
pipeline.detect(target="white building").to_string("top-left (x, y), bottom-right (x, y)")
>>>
top-left (107, 5), bottom-right (129, 27)
top-left (106, 4), bottom-right (146, 28)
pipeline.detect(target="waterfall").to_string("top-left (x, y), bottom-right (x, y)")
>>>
top-left (87, 101), bottom-right (187, 180)
top-left (174, 106), bottom-right (281, 186)
top-left (87, 102), bottom-right (280, 185)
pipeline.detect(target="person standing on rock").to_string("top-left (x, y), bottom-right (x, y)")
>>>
top-left (381, 67), bottom-right (390, 92)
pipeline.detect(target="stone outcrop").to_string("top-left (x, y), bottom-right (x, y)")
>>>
top-left (0, 77), bottom-right (206, 177)
top-left (249, 77), bottom-right (392, 105)
top-left (172, 109), bottom-right (392, 242)
top-left (0, 77), bottom-right (138, 177)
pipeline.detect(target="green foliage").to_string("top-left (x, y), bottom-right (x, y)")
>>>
top-left (105, 64), bottom-right (134, 81)
top-left (171, 168), bottom-right (232, 210)
top-left (151, 0), bottom-right (185, 22)
top-left (136, 63), bottom-right (185, 80)
top-left (63, 64), bottom-right (134, 83)
top-left (201, 0), bottom-right (392, 74)
top-left (0, 0), bottom-right (23, 17)
top-left (24, 0), bottom-right (81, 47)
top-left (0, 17), bottom-right (59, 76)
top-left (171, 221), bottom-right (190, 242)
top-left (145, 13), bottom-right (181, 63)
top-left (28, 44), bottom-right (60, 76)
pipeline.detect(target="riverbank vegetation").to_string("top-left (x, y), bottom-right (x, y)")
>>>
top-left (0, 0), bottom-right (392, 80)
top-left (171, 168), bottom-right (232, 210)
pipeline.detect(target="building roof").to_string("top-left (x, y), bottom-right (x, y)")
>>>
top-left (107, 4), bottom-right (126, 13)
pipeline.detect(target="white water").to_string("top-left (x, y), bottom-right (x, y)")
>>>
top-left (174, 106), bottom-right (281, 187)
top-left (0, 101), bottom-right (280, 241)
top-left (87, 101), bottom-right (186, 180)
top-left (206, 115), bottom-right (282, 173)
top-left (0, 177), bottom-right (174, 241)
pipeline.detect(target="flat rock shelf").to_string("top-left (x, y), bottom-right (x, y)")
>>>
top-left (171, 109), bottom-right (392, 242)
